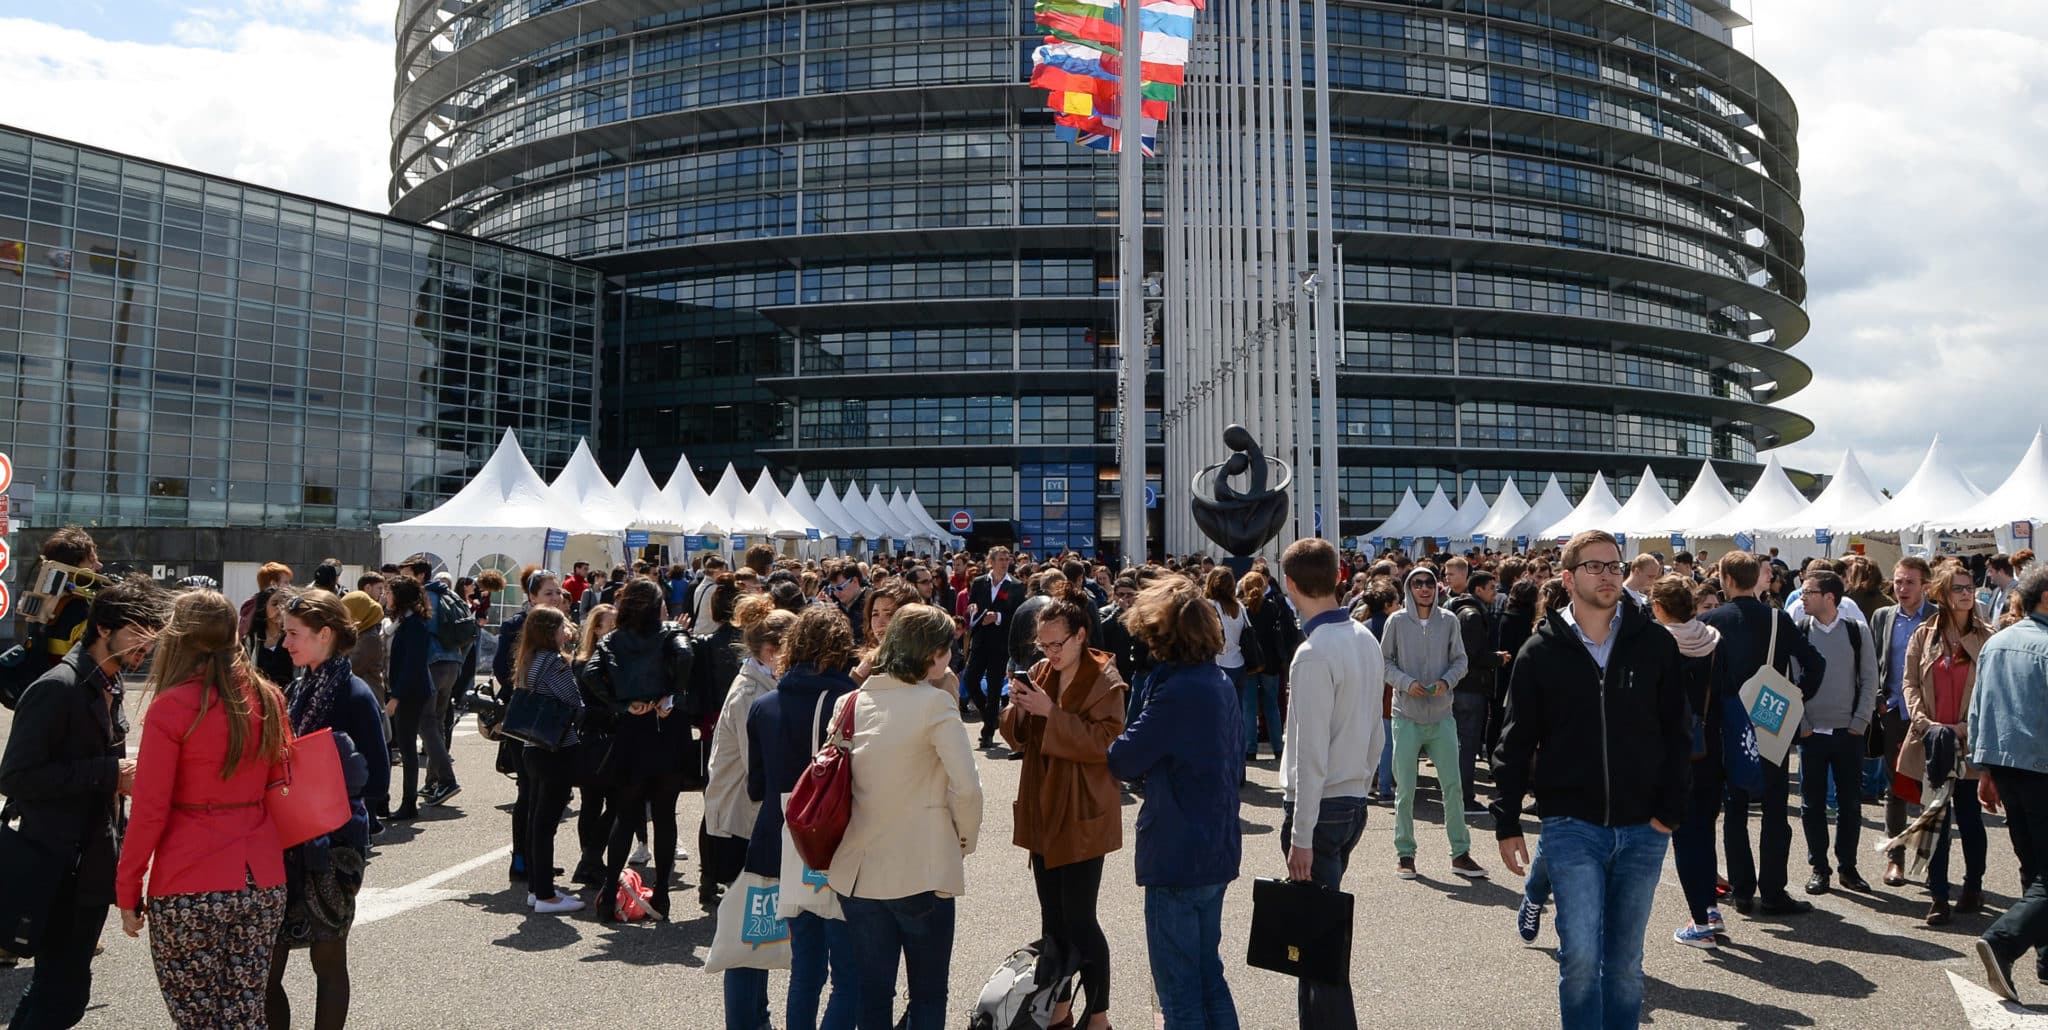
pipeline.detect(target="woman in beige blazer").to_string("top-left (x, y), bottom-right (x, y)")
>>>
top-left (827, 603), bottom-right (983, 1030)
top-left (1900, 562), bottom-right (1994, 926)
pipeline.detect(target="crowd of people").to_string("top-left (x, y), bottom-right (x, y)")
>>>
top-left (6, 523), bottom-right (2048, 1028)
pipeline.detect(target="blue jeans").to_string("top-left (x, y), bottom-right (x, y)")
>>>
top-left (840, 892), bottom-right (955, 1030)
top-left (1374, 717), bottom-right (1394, 796)
top-left (1542, 818), bottom-right (1669, 1030)
top-left (787, 911), bottom-right (858, 1030)
top-left (1523, 838), bottom-right (1551, 908)
top-left (723, 968), bottom-right (772, 1030)
top-left (1143, 883), bottom-right (1239, 1030)
top-left (1930, 781), bottom-right (1987, 902)
top-left (1220, 664), bottom-right (1249, 755)
top-left (1280, 797), bottom-right (1367, 1029)
top-left (1244, 672), bottom-right (1283, 760)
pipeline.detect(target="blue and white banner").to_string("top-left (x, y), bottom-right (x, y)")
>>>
top-left (1734, 532), bottom-right (1756, 552)
top-left (544, 529), bottom-right (568, 551)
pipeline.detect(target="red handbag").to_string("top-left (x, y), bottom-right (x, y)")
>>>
top-left (785, 691), bottom-right (858, 872)
top-left (266, 728), bottom-right (353, 849)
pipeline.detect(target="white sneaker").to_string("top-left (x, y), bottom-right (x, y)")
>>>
top-left (534, 894), bottom-right (585, 915)
top-left (675, 845), bottom-right (691, 860)
top-left (630, 842), bottom-right (652, 866)
top-left (526, 893), bottom-right (538, 908)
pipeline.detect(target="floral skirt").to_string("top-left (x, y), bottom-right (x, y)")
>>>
top-left (148, 878), bottom-right (288, 1028)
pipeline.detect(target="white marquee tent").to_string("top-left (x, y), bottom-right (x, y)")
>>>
top-left (1693, 454), bottom-right (1811, 538)
top-left (1469, 478), bottom-right (1531, 542)
top-left (661, 455), bottom-right (723, 536)
top-left (783, 473), bottom-right (850, 542)
top-left (838, 481), bottom-right (896, 542)
top-left (1643, 461), bottom-right (1739, 539)
top-left (707, 464), bottom-right (774, 540)
top-left (1606, 467), bottom-right (1676, 542)
top-left (1761, 450), bottom-right (1887, 537)
top-left (549, 439), bottom-right (636, 533)
top-left (614, 451), bottom-right (687, 533)
top-left (1494, 476), bottom-right (1575, 548)
top-left (749, 472), bottom-right (819, 541)
top-left (380, 429), bottom-right (619, 570)
top-left (1401, 486), bottom-right (1462, 541)
top-left (815, 479), bottom-right (877, 546)
top-left (1936, 429), bottom-right (2048, 534)
top-left (1441, 485), bottom-right (1493, 541)
top-left (1365, 489), bottom-right (1423, 541)
top-left (1541, 472), bottom-right (1624, 541)
top-left (867, 485), bottom-right (920, 545)
top-left (887, 489), bottom-right (945, 548)
top-left (1840, 436), bottom-right (1985, 534)
top-left (907, 490), bottom-right (964, 547)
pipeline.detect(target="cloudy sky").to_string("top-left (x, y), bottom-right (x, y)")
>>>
top-left (2, 2), bottom-right (2042, 496)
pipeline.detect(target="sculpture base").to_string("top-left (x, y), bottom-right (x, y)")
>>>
top-left (1221, 556), bottom-right (1254, 579)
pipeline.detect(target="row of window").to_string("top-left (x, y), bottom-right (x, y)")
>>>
top-left (1339, 330), bottom-right (1743, 400)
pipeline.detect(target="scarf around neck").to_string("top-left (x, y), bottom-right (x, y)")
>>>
top-left (1664, 619), bottom-right (1721, 659)
top-left (289, 655), bottom-right (354, 736)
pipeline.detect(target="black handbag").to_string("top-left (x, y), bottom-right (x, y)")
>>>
top-left (500, 688), bottom-right (576, 750)
top-left (1247, 877), bottom-right (1353, 986)
top-left (0, 813), bottom-right (70, 957)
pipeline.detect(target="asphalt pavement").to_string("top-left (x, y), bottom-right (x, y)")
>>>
top-left (3, 698), bottom-right (2045, 1029)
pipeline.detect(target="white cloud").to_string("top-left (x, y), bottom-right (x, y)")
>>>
top-left (0, 11), bottom-right (391, 211)
top-left (1748, 3), bottom-right (2048, 494)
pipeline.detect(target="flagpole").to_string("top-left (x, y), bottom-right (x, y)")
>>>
top-left (1116, 0), bottom-right (1146, 567)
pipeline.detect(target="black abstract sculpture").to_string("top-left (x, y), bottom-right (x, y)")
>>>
top-left (1190, 424), bottom-right (1292, 558)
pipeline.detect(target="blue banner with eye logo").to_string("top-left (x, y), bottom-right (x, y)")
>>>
top-left (742, 883), bottom-right (787, 949)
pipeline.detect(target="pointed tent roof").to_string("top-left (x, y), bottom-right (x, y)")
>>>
top-left (783, 473), bottom-right (848, 539)
top-left (547, 439), bottom-right (635, 532)
top-left (1402, 486), bottom-right (1463, 539)
top-left (906, 491), bottom-right (960, 543)
top-left (1470, 478), bottom-right (1531, 539)
top-left (615, 451), bottom-right (686, 532)
top-left (385, 429), bottom-right (612, 533)
top-left (1841, 435), bottom-right (1987, 533)
top-left (838, 481), bottom-right (896, 540)
top-left (1762, 450), bottom-right (1888, 536)
top-left (1495, 476), bottom-right (1576, 545)
top-left (886, 490), bottom-right (936, 543)
top-left (1541, 472), bottom-right (1625, 539)
top-left (660, 455), bottom-right (724, 536)
top-left (814, 479), bottom-right (872, 540)
top-left (1937, 429), bottom-right (2048, 531)
top-left (1364, 489), bottom-right (1423, 540)
top-left (1607, 466), bottom-right (1677, 537)
top-left (707, 464), bottom-right (774, 537)
top-left (749, 472), bottom-right (817, 538)
top-left (868, 485), bottom-right (918, 541)
top-left (1694, 454), bottom-right (1812, 537)
top-left (1442, 485), bottom-right (1493, 539)
top-left (1642, 460), bottom-right (1738, 537)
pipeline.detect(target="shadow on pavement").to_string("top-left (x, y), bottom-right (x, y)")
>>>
top-left (1750, 905), bottom-right (1964, 963)
top-left (1702, 940), bottom-right (1877, 999)
top-left (1642, 976), bottom-right (1816, 1029)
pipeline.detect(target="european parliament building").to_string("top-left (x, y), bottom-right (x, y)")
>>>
top-left (0, 0), bottom-right (1811, 568)
top-left (388, 0), bottom-right (1812, 548)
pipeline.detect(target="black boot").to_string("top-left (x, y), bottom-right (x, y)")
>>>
top-left (650, 866), bottom-right (673, 920)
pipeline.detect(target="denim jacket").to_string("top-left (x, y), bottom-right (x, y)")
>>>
top-left (1968, 613), bottom-right (2048, 774)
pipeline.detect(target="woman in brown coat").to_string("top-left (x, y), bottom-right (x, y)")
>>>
top-left (1000, 598), bottom-right (1127, 1030)
top-left (1900, 562), bottom-right (1994, 926)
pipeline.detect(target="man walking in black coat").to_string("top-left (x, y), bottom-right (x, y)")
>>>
top-left (0, 575), bottom-right (168, 1028)
top-left (1701, 551), bottom-right (1827, 916)
top-left (961, 546), bottom-right (1024, 748)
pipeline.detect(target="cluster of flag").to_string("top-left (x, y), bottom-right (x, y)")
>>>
top-left (1028, 0), bottom-right (1201, 156)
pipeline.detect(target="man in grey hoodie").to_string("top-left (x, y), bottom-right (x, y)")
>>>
top-left (1383, 565), bottom-right (1486, 880)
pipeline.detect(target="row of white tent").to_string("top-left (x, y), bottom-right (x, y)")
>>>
top-left (381, 430), bottom-right (963, 569)
top-left (1363, 431), bottom-right (2048, 555)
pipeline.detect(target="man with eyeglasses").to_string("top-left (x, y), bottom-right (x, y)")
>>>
top-left (1702, 550), bottom-right (1827, 916)
top-left (827, 563), bottom-right (868, 646)
top-left (1493, 531), bottom-right (1692, 1029)
top-left (963, 547), bottom-right (1025, 750)
top-left (1382, 564), bottom-right (1485, 880)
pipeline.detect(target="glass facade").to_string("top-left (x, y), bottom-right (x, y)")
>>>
top-left (391, 0), bottom-right (1809, 544)
top-left (0, 127), bottom-right (601, 534)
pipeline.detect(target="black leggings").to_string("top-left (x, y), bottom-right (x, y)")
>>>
top-left (604, 776), bottom-right (682, 892)
top-left (391, 695), bottom-right (424, 813)
top-left (525, 745), bottom-right (578, 901)
top-left (511, 745), bottom-right (534, 860)
top-left (267, 938), bottom-right (349, 1030)
top-left (1031, 853), bottom-right (1110, 1017)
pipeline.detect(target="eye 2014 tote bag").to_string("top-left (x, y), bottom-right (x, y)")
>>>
top-left (1737, 611), bottom-right (1804, 768)
top-left (706, 872), bottom-right (792, 972)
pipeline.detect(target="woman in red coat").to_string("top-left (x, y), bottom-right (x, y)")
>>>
top-left (116, 589), bottom-right (292, 1028)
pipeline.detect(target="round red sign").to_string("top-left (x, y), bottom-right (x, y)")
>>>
top-left (950, 510), bottom-right (973, 533)
top-left (0, 582), bottom-right (10, 620)
top-left (0, 451), bottom-right (12, 494)
top-left (0, 538), bottom-right (9, 577)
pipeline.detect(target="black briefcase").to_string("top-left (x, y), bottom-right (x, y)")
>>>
top-left (1247, 877), bottom-right (1354, 986)
top-left (0, 818), bottom-right (68, 957)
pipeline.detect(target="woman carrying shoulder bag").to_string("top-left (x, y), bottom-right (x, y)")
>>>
top-left (999, 599), bottom-right (1123, 1030)
top-left (513, 606), bottom-right (587, 915)
top-left (1902, 563), bottom-right (1995, 927)
top-left (267, 589), bottom-right (389, 1030)
top-left (831, 604), bottom-right (985, 1030)
top-left (116, 590), bottom-right (292, 1028)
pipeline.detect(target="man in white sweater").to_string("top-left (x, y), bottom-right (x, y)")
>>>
top-left (1278, 537), bottom-right (1384, 1029)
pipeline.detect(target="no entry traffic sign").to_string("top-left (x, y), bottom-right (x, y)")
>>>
top-left (0, 582), bottom-right (10, 620)
top-left (0, 451), bottom-right (12, 494)
top-left (0, 537), bottom-right (9, 577)
top-left (951, 510), bottom-right (974, 533)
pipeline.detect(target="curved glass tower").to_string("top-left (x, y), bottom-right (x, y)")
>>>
top-left (390, 0), bottom-right (1809, 549)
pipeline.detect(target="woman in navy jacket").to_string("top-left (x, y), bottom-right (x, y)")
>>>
top-left (1107, 576), bottom-right (1243, 1030)
top-left (385, 578), bottom-right (436, 821)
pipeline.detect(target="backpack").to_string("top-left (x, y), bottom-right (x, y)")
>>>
top-left (969, 939), bottom-right (1079, 1030)
top-left (0, 624), bottom-right (52, 710)
top-left (431, 587), bottom-right (479, 654)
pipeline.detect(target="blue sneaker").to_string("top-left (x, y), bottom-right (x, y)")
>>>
top-left (1673, 923), bottom-right (1719, 950)
top-left (1705, 907), bottom-right (1726, 933)
top-left (1517, 896), bottom-right (1544, 943)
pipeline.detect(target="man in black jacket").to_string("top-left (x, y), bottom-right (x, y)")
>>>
top-left (0, 574), bottom-right (167, 1028)
top-left (1702, 550), bottom-right (1827, 916)
top-left (961, 546), bottom-right (1024, 748)
top-left (1493, 531), bottom-right (1690, 1030)
top-left (1448, 570), bottom-right (1504, 816)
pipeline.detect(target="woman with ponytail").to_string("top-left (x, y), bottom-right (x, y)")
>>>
top-left (116, 589), bottom-right (293, 1028)
top-left (265, 588), bottom-right (390, 1030)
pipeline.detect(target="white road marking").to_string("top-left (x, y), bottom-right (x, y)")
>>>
top-left (356, 844), bottom-right (514, 927)
top-left (1950, 969), bottom-right (2048, 1028)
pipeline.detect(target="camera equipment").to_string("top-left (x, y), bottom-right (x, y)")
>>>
top-left (461, 681), bottom-right (507, 740)
top-left (16, 560), bottom-right (101, 625)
